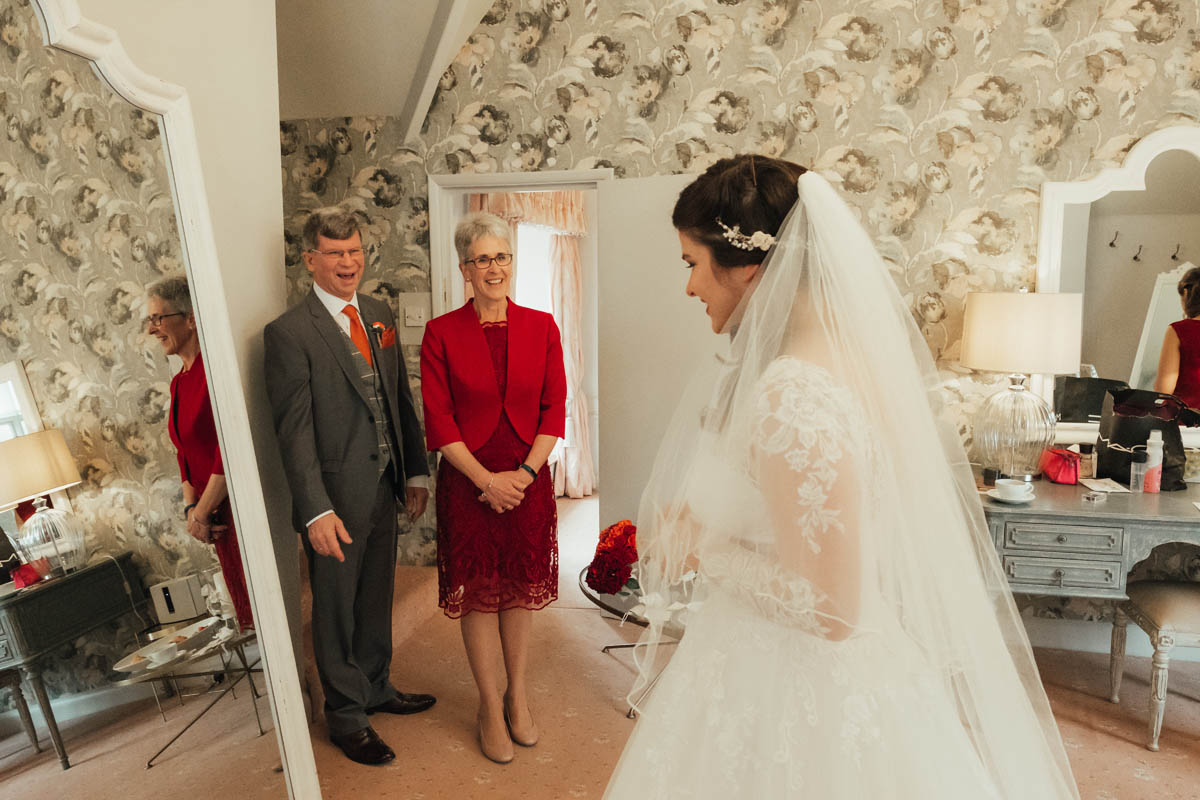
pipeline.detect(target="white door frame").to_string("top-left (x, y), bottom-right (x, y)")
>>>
top-left (32, 3), bottom-right (319, 797)
top-left (427, 169), bottom-right (614, 317)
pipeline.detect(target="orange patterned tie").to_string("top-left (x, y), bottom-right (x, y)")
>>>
top-left (342, 304), bottom-right (372, 366)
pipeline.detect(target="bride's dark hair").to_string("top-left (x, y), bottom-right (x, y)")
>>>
top-left (672, 154), bottom-right (808, 269)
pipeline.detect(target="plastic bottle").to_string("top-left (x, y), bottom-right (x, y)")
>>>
top-left (1130, 451), bottom-right (1149, 492)
top-left (1144, 430), bottom-right (1163, 494)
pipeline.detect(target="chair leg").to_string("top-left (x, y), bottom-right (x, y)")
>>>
top-left (1109, 607), bottom-right (1128, 703)
top-left (1148, 632), bottom-right (1175, 752)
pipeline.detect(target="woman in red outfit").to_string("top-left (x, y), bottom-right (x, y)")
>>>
top-left (1155, 266), bottom-right (1200, 409)
top-left (420, 212), bottom-right (566, 764)
top-left (147, 277), bottom-right (253, 630)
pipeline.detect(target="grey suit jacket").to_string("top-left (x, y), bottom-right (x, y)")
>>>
top-left (264, 290), bottom-right (429, 534)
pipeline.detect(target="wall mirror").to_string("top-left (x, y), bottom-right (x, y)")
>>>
top-left (1036, 125), bottom-right (1200, 447)
top-left (0, 1), bottom-right (313, 797)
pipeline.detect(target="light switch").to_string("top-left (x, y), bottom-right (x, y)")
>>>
top-left (404, 305), bottom-right (428, 327)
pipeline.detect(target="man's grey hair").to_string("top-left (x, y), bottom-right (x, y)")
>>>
top-left (302, 206), bottom-right (362, 251)
top-left (454, 212), bottom-right (512, 261)
top-left (147, 275), bottom-right (192, 316)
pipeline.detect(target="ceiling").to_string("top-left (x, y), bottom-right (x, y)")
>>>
top-left (275, 0), bottom-right (491, 138)
top-left (1091, 148), bottom-right (1200, 216)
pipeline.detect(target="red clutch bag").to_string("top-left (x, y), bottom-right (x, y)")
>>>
top-left (1039, 448), bottom-right (1081, 484)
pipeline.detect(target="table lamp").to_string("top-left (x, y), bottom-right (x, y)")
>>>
top-left (0, 429), bottom-right (85, 577)
top-left (959, 291), bottom-right (1082, 480)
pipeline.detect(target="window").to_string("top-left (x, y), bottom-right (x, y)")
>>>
top-left (514, 223), bottom-right (553, 314)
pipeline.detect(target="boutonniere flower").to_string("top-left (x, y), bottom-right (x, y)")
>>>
top-left (371, 320), bottom-right (397, 348)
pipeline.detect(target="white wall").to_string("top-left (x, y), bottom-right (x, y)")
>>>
top-left (1082, 211), bottom-right (1200, 381)
top-left (74, 0), bottom-right (300, 667)
top-left (276, 0), bottom-right (434, 120)
top-left (597, 174), bottom-right (703, 525)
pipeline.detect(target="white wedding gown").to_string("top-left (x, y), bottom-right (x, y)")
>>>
top-left (604, 358), bottom-right (1004, 799)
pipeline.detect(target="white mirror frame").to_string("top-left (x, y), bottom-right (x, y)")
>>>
top-left (1036, 124), bottom-right (1200, 448)
top-left (32, 2), bottom-right (320, 796)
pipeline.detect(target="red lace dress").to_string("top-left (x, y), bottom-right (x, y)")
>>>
top-left (1171, 318), bottom-right (1200, 409)
top-left (435, 321), bottom-right (558, 617)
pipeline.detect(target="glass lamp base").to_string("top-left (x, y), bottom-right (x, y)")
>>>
top-left (974, 374), bottom-right (1055, 481)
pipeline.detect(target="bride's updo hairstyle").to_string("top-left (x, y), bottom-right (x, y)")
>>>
top-left (672, 154), bottom-right (807, 269)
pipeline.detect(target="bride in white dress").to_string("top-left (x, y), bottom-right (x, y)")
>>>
top-left (604, 156), bottom-right (1080, 799)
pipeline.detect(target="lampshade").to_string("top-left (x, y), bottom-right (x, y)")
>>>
top-left (959, 292), bottom-right (1082, 375)
top-left (0, 429), bottom-right (82, 509)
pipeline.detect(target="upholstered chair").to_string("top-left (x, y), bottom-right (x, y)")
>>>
top-left (1109, 581), bottom-right (1200, 751)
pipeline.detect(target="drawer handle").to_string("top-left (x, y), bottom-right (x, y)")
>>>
top-left (1055, 534), bottom-right (1067, 544)
top-left (1053, 568), bottom-right (1065, 586)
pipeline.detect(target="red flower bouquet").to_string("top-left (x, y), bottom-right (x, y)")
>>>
top-left (586, 520), bottom-right (638, 595)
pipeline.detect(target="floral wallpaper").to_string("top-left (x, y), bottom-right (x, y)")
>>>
top-left (281, 0), bottom-right (1200, 616)
top-left (0, 0), bottom-right (215, 702)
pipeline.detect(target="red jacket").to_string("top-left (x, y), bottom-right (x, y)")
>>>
top-left (168, 351), bottom-right (224, 491)
top-left (420, 298), bottom-right (567, 452)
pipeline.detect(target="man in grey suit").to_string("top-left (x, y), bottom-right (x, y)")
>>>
top-left (265, 207), bottom-right (434, 765)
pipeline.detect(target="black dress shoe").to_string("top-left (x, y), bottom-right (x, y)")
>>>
top-left (329, 726), bottom-right (395, 765)
top-left (367, 691), bottom-right (437, 716)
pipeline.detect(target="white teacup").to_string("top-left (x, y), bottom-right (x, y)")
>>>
top-left (994, 478), bottom-right (1034, 501)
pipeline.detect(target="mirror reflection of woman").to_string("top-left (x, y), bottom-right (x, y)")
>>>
top-left (146, 277), bottom-right (253, 630)
top-left (1153, 266), bottom-right (1200, 409)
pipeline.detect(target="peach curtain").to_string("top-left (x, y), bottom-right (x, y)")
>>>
top-left (468, 191), bottom-right (595, 497)
top-left (469, 191), bottom-right (588, 235)
top-left (549, 234), bottom-right (595, 498)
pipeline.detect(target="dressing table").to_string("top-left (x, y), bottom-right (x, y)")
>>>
top-left (984, 482), bottom-right (1200, 599)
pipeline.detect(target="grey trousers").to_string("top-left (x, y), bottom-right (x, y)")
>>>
top-left (304, 473), bottom-right (398, 735)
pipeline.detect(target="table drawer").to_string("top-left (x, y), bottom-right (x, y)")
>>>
top-left (1003, 555), bottom-right (1122, 590)
top-left (0, 635), bottom-right (13, 666)
top-left (1004, 522), bottom-right (1123, 555)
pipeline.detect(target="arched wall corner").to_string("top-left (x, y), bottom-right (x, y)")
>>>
top-left (26, 1), bottom-right (321, 796)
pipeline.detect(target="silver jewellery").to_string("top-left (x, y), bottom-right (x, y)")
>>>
top-left (716, 218), bottom-right (776, 252)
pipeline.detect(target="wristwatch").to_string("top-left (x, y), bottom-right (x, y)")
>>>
top-left (518, 463), bottom-right (538, 481)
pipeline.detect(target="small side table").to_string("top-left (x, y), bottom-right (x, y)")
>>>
top-left (109, 627), bottom-right (265, 768)
top-left (577, 568), bottom-right (681, 717)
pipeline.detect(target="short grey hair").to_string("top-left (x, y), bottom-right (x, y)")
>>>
top-left (454, 212), bottom-right (512, 261)
top-left (302, 206), bottom-right (361, 251)
top-left (147, 275), bottom-right (192, 316)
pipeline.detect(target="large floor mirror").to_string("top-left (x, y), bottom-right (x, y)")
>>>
top-left (1037, 124), bottom-right (1200, 449)
top-left (0, 1), bottom-right (314, 797)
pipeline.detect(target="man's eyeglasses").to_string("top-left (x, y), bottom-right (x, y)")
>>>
top-left (142, 312), bottom-right (185, 331)
top-left (310, 248), bottom-right (365, 260)
top-left (463, 252), bottom-right (513, 270)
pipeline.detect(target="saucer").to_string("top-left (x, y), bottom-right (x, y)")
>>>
top-left (987, 489), bottom-right (1034, 505)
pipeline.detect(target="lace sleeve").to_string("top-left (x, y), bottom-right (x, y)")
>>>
top-left (738, 358), bottom-right (865, 638)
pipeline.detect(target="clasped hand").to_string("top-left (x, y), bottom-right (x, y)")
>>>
top-left (479, 470), bottom-right (532, 514)
top-left (187, 507), bottom-right (228, 545)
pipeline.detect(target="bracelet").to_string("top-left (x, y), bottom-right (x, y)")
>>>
top-left (485, 473), bottom-right (495, 492)
top-left (518, 463), bottom-right (538, 481)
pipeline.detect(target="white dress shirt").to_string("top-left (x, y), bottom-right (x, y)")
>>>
top-left (307, 283), bottom-right (429, 529)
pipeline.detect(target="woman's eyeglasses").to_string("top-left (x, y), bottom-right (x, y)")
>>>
top-left (142, 312), bottom-right (185, 331)
top-left (463, 253), bottom-right (512, 270)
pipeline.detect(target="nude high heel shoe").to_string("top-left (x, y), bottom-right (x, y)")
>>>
top-left (478, 712), bottom-right (514, 764)
top-left (504, 700), bottom-right (539, 747)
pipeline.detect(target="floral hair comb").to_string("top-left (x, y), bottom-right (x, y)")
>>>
top-left (716, 218), bottom-right (776, 252)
